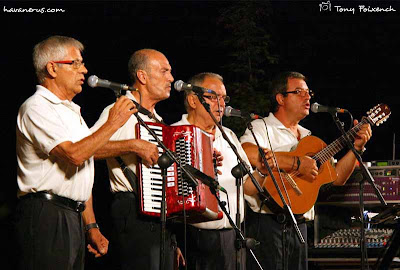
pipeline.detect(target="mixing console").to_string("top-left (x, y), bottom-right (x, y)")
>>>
top-left (314, 228), bottom-right (393, 248)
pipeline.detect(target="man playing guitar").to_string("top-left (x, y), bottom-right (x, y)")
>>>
top-left (241, 71), bottom-right (372, 270)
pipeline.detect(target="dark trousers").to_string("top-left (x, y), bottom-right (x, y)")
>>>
top-left (15, 196), bottom-right (85, 270)
top-left (109, 192), bottom-right (175, 270)
top-left (182, 225), bottom-right (245, 270)
top-left (246, 207), bottom-right (308, 270)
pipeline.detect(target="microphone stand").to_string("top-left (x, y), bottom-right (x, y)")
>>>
top-left (246, 120), bottom-right (305, 270)
top-left (194, 93), bottom-right (266, 269)
top-left (195, 95), bottom-right (265, 201)
top-left (330, 112), bottom-right (387, 270)
top-left (158, 153), bottom-right (174, 269)
top-left (113, 89), bottom-right (200, 270)
top-left (212, 166), bottom-right (264, 270)
top-left (231, 163), bottom-right (246, 270)
top-left (134, 113), bottom-right (201, 270)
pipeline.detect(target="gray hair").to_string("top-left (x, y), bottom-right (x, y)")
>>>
top-left (184, 72), bottom-right (224, 111)
top-left (33, 35), bottom-right (84, 83)
top-left (128, 49), bottom-right (161, 82)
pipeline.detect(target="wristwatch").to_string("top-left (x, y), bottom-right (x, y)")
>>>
top-left (355, 147), bottom-right (366, 155)
top-left (85, 223), bottom-right (99, 232)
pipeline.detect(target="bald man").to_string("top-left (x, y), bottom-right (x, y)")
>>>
top-left (91, 49), bottom-right (184, 270)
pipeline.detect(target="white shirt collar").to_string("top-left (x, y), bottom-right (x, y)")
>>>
top-left (269, 112), bottom-right (311, 138)
top-left (178, 114), bottom-right (224, 139)
top-left (36, 85), bottom-right (81, 115)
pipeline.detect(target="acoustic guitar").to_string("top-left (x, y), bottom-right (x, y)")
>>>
top-left (262, 104), bottom-right (391, 214)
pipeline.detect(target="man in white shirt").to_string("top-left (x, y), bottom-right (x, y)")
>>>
top-left (172, 72), bottom-right (265, 270)
top-left (240, 71), bottom-right (372, 270)
top-left (91, 49), bottom-right (185, 270)
top-left (16, 35), bottom-right (136, 270)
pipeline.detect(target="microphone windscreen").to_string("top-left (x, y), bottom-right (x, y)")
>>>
top-left (310, 103), bottom-right (320, 113)
top-left (174, 80), bottom-right (184, 91)
top-left (224, 106), bottom-right (233, 117)
top-left (87, 75), bottom-right (98, 88)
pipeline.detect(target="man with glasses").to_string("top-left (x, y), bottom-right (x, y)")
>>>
top-left (172, 72), bottom-right (265, 269)
top-left (16, 35), bottom-right (136, 270)
top-left (240, 71), bottom-right (372, 270)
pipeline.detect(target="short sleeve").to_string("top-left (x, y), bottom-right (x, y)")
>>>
top-left (239, 119), bottom-right (271, 149)
top-left (21, 104), bottom-right (72, 155)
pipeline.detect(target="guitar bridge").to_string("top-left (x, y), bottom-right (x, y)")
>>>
top-left (282, 171), bottom-right (303, 196)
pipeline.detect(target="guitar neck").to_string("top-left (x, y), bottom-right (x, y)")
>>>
top-left (314, 117), bottom-right (370, 164)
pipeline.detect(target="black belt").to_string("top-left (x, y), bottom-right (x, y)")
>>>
top-left (249, 209), bottom-right (306, 225)
top-left (20, 192), bottom-right (86, 212)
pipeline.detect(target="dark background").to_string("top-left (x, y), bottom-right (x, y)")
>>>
top-left (3, 0), bottom-right (400, 268)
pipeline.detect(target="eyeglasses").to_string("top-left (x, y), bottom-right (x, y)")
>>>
top-left (53, 60), bottom-right (85, 69)
top-left (282, 88), bottom-right (314, 97)
top-left (203, 94), bottom-right (230, 104)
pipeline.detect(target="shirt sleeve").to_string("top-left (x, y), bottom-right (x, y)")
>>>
top-left (239, 119), bottom-right (271, 149)
top-left (21, 104), bottom-right (73, 156)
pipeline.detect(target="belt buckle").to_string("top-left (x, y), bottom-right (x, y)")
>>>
top-left (76, 202), bottom-right (86, 212)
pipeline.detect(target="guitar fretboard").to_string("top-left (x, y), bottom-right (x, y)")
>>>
top-left (313, 117), bottom-right (370, 164)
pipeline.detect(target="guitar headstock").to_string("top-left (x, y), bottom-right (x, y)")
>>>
top-left (366, 104), bottom-right (391, 126)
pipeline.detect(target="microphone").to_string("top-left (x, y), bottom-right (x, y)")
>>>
top-left (87, 75), bottom-right (138, 92)
top-left (174, 80), bottom-right (216, 95)
top-left (311, 102), bottom-right (347, 114)
top-left (224, 106), bottom-right (261, 120)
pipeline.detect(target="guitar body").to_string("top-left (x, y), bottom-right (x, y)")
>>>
top-left (261, 104), bottom-right (391, 214)
top-left (264, 135), bottom-right (338, 214)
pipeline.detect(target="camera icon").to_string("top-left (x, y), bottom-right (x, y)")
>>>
top-left (319, 0), bottom-right (331, 11)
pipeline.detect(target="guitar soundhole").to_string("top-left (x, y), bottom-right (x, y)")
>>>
top-left (316, 160), bottom-right (322, 169)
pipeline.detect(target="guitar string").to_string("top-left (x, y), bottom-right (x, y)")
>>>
top-left (258, 105), bottom-right (387, 214)
top-left (287, 118), bottom-right (368, 180)
top-left (292, 105), bottom-right (383, 178)
top-left (289, 107), bottom-right (388, 181)
top-left (281, 106), bottom-right (389, 214)
top-left (313, 118), bottom-right (367, 164)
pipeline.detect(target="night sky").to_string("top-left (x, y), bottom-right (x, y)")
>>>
top-left (3, 0), bottom-right (400, 267)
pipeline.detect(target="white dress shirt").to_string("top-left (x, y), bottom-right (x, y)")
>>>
top-left (16, 85), bottom-right (94, 201)
top-left (240, 112), bottom-right (314, 219)
top-left (172, 114), bottom-right (253, 229)
top-left (90, 91), bottom-right (162, 193)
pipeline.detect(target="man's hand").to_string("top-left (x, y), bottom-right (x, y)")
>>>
top-left (353, 119), bottom-right (372, 152)
top-left (298, 156), bottom-right (318, 182)
top-left (107, 96), bottom-right (137, 128)
top-left (134, 139), bottom-right (160, 167)
top-left (175, 247), bottom-right (186, 269)
top-left (86, 228), bottom-right (109, 258)
top-left (258, 148), bottom-right (276, 175)
top-left (213, 148), bottom-right (223, 175)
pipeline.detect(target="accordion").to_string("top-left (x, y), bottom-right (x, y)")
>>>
top-left (136, 122), bottom-right (223, 223)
